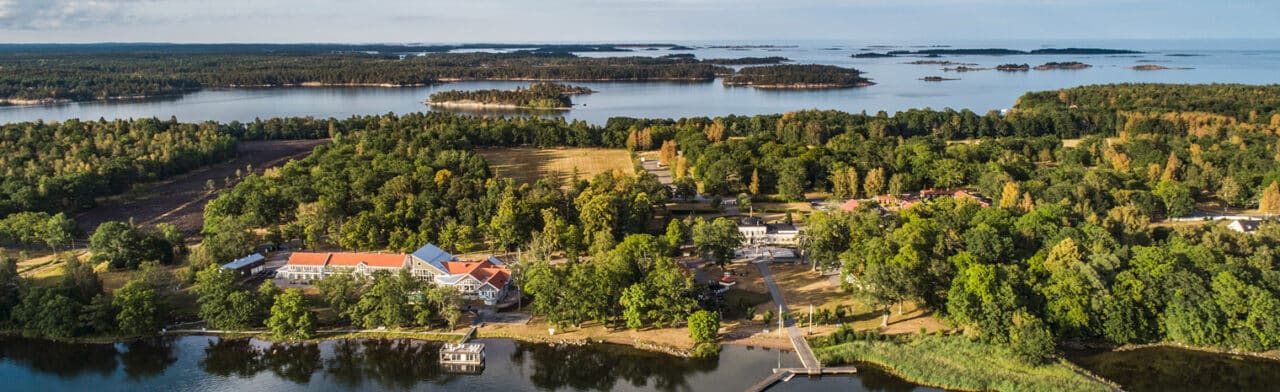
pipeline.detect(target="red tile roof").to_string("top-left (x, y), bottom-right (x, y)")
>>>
top-left (327, 253), bottom-right (408, 268)
top-left (287, 252), bottom-right (331, 266)
top-left (441, 260), bottom-right (511, 289)
top-left (287, 252), bottom-right (407, 268)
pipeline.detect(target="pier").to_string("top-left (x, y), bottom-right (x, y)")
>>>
top-left (744, 262), bottom-right (857, 391)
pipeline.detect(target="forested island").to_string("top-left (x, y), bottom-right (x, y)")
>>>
top-left (996, 63), bottom-right (1031, 71)
top-left (0, 49), bottom-right (732, 104)
top-left (722, 64), bottom-right (872, 88)
top-left (5, 83), bottom-right (1280, 392)
top-left (426, 82), bottom-right (594, 109)
top-left (699, 56), bottom-right (790, 65)
top-left (1034, 61), bottom-right (1091, 70)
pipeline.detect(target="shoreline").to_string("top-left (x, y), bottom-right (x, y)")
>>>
top-left (424, 100), bottom-right (572, 111)
top-left (723, 81), bottom-right (875, 89)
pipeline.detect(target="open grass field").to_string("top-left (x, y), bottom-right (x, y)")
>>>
top-left (477, 147), bottom-right (633, 185)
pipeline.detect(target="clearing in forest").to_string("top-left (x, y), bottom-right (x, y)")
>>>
top-left (477, 147), bottom-right (633, 185)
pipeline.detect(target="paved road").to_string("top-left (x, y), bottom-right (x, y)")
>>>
top-left (755, 262), bottom-right (819, 370)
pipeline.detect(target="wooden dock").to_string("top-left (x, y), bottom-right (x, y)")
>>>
top-left (744, 367), bottom-right (859, 392)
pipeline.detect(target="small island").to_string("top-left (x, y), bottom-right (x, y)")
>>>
top-left (852, 52), bottom-right (896, 58)
top-left (425, 82), bottom-right (593, 110)
top-left (943, 66), bottom-right (989, 72)
top-left (996, 63), bottom-right (1031, 71)
top-left (905, 60), bottom-right (977, 66)
top-left (1034, 61), bottom-right (1091, 70)
top-left (919, 76), bottom-right (959, 82)
top-left (701, 56), bottom-right (790, 65)
top-left (722, 64), bottom-right (873, 89)
top-left (1131, 64), bottom-right (1193, 71)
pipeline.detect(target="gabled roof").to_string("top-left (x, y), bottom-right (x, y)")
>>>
top-left (287, 252), bottom-right (332, 266)
top-left (437, 259), bottom-right (511, 290)
top-left (223, 253), bottom-right (265, 270)
top-left (326, 252), bottom-right (408, 268)
top-left (411, 243), bottom-right (457, 272)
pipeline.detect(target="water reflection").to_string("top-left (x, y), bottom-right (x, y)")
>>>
top-left (1070, 347), bottom-right (1280, 392)
top-left (0, 335), bottom-right (935, 391)
top-left (325, 339), bottom-right (453, 390)
top-left (0, 337), bottom-right (118, 378)
top-left (514, 342), bottom-right (718, 391)
top-left (119, 338), bottom-right (176, 380)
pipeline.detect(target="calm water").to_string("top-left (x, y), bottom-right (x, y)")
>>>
top-left (2, 39), bottom-right (1278, 125)
top-left (1069, 346), bottom-right (1280, 392)
top-left (0, 336), bottom-right (939, 392)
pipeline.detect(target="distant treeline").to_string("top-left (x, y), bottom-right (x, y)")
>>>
top-left (428, 82), bottom-right (594, 109)
top-left (0, 43), bottom-right (686, 55)
top-left (723, 64), bottom-right (871, 88)
top-left (857, 48), bottom-right (1141, 58)
top-left (1017, 83), bottom-right (1280, 123)
top-left (0, 52), bottom-right (730, 102)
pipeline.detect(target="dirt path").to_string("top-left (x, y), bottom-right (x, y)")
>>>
top-left (74, 139), bottom-right (328, 240)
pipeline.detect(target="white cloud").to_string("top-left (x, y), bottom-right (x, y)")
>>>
top-left (0, 0), bottom-right (156, 30)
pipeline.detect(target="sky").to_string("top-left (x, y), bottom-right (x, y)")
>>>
top-left (0, 0), bottom-right (1277, 43)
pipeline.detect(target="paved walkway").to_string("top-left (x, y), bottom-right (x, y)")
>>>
top-left (755, 262), bottom-right (819, 370)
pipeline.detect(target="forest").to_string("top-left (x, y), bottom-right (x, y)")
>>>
top-left (722, 64), bottom-right (872, 88)
top-left (0, 117), bottom-right (332, 220)
top-left (3, 83), bottom-right (1280, 354)
top-left (427, 82), bottom-right (593, 109)
top-left (0, 52), bottom-right (730, 102)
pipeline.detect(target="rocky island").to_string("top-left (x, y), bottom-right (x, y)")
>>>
top-left (996, 63), bottom-right (1031, 71)
top-left (722, 64), bottom-right (873, 89)
top-left (425, 82), bottom-right (594, 110)
top-left (1131, 64), bottom-right (1193, 71)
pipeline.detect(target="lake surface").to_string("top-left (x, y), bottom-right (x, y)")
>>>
top-left (2, 39), bottom-right (1278, 125)
top-left (1069, 346), bottom-right (1280, 392)
top-left (0, 336), bottom-right (940, 392)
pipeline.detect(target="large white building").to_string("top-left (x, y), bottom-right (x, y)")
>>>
top-left (277, 244), bottom-right (512, 305)
top-left (737, 217), bottom-right (801, 246)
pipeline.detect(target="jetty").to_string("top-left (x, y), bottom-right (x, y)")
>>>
top-left (745, 262), bottom-right (857, 391)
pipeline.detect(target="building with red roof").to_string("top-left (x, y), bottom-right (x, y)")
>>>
top-left (278, 244), bottom-right (514, 305)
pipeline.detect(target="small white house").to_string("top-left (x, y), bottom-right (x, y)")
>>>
top-left (1228, 219), bottom-right (1262, 234)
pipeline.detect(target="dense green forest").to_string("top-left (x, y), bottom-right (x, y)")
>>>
top-left (811, 187), bottom-right (1280, 355)
top-left (722, 64), bottom-right (872, 88)
top-left (1017, 83), bottom-right (1280, 122)
top-left (0, 117), bottom-right (333, 219)
top-left (427, 83), bottom-right (593, 109)
top-left (0, 52), bottom-right (729, 102)
top-left (3, 83), bottom-right (1280, 354)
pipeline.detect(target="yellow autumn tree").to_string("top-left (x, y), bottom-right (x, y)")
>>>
top-left (1161, 152), bottom-right (1181, 181)
top-left (749, 169), bottom-right (760, 195)
top-left (1260, 181), bottom-right (1280, 216)
top-left (863, 168), bottom-right (886, 197)
top-left (1000, 182), bottom-right (1021, 209)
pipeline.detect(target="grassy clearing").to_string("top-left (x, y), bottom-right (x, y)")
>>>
top-left (477, 147), bottom-right (633, 185)
top-left (814, 335), bottom-right (1111, 392)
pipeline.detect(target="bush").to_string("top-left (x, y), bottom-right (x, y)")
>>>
top-left (688, 310), bottom-right (720, 343)
top-left (691, 342), bottom-right (721, 358)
